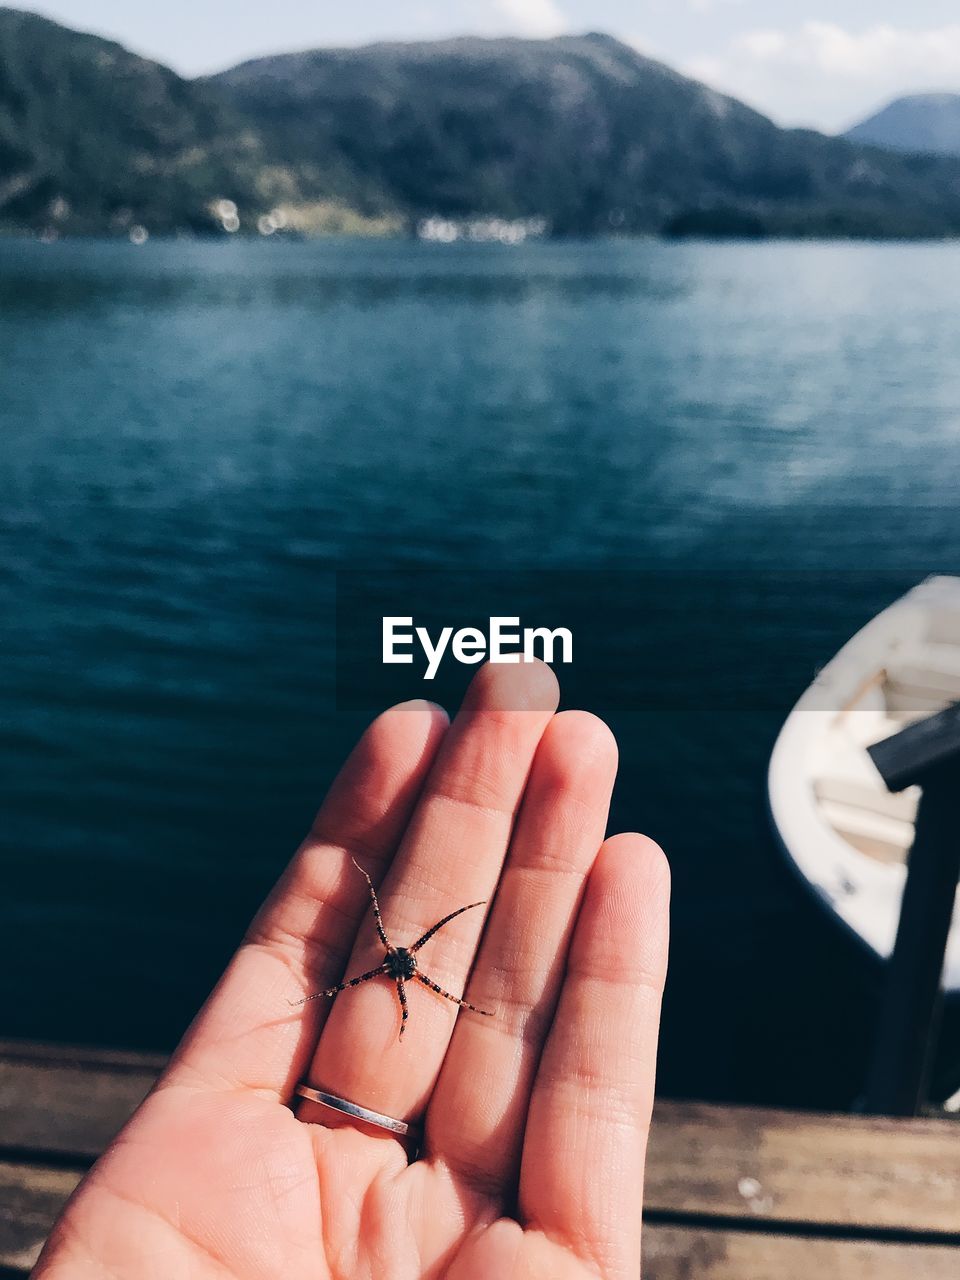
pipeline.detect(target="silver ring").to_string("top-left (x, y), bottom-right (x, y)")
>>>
top-left (295, 1084), bottom-right (419, 1139)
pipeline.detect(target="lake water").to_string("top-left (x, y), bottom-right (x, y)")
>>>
top-left (2, 236), bottom-right (959, 1108)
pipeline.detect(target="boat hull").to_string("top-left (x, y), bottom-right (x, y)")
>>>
top-left (768, 576), bottom-right (960, 992)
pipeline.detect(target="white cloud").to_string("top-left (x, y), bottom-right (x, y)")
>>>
top-left (686, 0), bottom-right (746, 13)
top-left (684, 22), bottom-right (960, 132)
top-left (738, 31), bottom-right (787, 60)
top-left (490, 0), bottom-right (568, 38)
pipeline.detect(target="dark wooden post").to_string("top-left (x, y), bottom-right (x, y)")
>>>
top-left (863, 702), bottom-right (960, 1116)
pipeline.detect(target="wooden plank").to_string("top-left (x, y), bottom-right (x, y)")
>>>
top-left (0, 1041), bottom-right (166, 1071)
top-left (643, 1225), bottom-right (960, 1279)
top-left (3, 1163), bottom-right (958, 1280)
top-left (0, 1160), bottom-right (83, 1274)
top-left (3, 1044), bottom-right (960, 1245)
top-left (0, 1043), bottom-right (160, 1160)
top-left (645, 1100), bottom-right (960, 1235)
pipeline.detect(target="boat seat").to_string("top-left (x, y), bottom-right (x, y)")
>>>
top-left (885, 688), bottom-right (956, 716)
top-left (834, 712), bottom-right (904, 749)
top-left (812, 727), bottom-right (920, 824)
top-left (818, 797), bottom-right (915, 864)
top-left (814, 775), bottom-right (919, 824)
top-left (885, 642), bottom-right (960, 713)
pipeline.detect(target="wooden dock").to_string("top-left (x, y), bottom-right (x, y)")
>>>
top-left (3, 1039), bottom-right (960, 1277)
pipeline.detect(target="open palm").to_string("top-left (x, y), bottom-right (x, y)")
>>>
top-left (36, 663), bottom-right (669, 1280)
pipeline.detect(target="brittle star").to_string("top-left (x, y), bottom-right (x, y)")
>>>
top-left (293, 858), bottom-right (493, 1039)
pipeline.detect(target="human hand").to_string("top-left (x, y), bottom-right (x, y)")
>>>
top-left (35, 663), bottom-right (669, 1280)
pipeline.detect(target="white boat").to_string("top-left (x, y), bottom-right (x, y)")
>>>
top-left (768, 576), bottom-right (960, 991)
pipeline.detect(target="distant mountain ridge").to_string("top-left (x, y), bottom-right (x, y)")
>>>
top-left (208, 34), bottom-right (960, 237)
top-left (5, 8), bottom-right (960, 237)
top-left (0, 7), bottom-right (267, 232)
top-left (845, 94), bottom-right (960, 158)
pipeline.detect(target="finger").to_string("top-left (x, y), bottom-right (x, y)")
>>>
top-left (166, 699), bottom-right (449, 1097)
top-left (425, 710), bottom-right (618, 1193)
top-left (300, 659), bottom-right (559, 1123)
top-left (520, 834), bottom-right (670, 1280)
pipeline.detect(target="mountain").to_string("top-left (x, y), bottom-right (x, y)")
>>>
top-left (0, 7), bottom-right (270, 232)
top-left (209, 33), bottom-right (960, 237)
top-left (845, 94), bottom-right (960, 158)
top-left (5, 10), bottom-right (960, 238)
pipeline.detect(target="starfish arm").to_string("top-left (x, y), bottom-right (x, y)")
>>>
top-left (396, 978), bottom-right (409, 1040)
top-left (289, 963), bottom-right (387, 1006)
top-left (409, 901), bottom-right (486, 953)
top-left (415, 969), bottom-right (492, 1017)
top-left (351, 857), bottom-right (391, 948)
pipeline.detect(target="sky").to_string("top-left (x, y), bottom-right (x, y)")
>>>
top-left (15, 1), bottom-right (960, 132)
